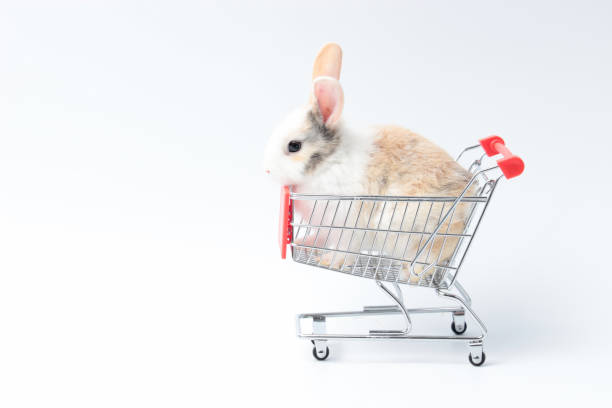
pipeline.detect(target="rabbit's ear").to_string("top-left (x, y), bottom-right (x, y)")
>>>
top-left (312, 77), bottom-right (344, 127)
top-left (312, 43), bottom-right (342, 80)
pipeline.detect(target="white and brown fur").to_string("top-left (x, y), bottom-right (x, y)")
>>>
top-left (264, 43), bottom-right (474, 281)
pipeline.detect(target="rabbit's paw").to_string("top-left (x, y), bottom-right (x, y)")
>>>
top-left (317, 252), bottom-right (348, 270)
top-left (401, 264), bottom-right (429, 284)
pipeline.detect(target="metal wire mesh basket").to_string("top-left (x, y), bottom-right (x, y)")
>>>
top-left (290, 192), bottom-right (491, 289)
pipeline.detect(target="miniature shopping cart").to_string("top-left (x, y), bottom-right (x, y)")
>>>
top-left (278, 136), bottom-right (524, 366)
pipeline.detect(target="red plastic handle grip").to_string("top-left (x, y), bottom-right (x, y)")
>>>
top-left (479, 136), bottom-right (524, 179)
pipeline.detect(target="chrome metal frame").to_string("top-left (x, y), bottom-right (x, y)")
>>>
top-left (291, 143), bottom-right (505, 365)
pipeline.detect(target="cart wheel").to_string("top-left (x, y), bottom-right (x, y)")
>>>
top-left (451, 321), bottom-right (467, 335)
top-left (312, 346), bottom-right (329, 361)
top-left (469, 351), bottom-right (486, 367)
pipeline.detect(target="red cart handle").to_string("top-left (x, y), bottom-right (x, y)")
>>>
top-left (479, 136), bottom-right (524, 179)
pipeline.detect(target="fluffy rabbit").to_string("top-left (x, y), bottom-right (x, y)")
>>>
top-left (264, 43), bottom-right (474, 282)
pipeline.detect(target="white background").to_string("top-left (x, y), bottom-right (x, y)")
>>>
top-left (1, 1), bottom-right (611, 407)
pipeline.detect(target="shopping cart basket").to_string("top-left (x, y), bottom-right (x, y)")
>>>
top-left (278, 136), bottom-right (524, 366)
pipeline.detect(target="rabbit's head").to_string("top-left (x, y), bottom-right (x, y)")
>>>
top-left (264, 43), bottom-right (345, 186)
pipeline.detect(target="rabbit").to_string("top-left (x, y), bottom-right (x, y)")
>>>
top-left (264, 43), bottom-right (475, 283)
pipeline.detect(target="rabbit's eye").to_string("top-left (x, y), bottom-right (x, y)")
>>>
top-left (288, 140), bottom-right (302, 153)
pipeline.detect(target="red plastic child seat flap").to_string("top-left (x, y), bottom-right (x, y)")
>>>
top-left (278, 186), bottom-right (292, 259)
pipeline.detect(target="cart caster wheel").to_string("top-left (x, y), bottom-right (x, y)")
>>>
top-left (451, 321), bottom-right (467, 335)
top-left (312, 346), bottom-right (329, 361)
top-left (469, 351), bottom-right (486, 366)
